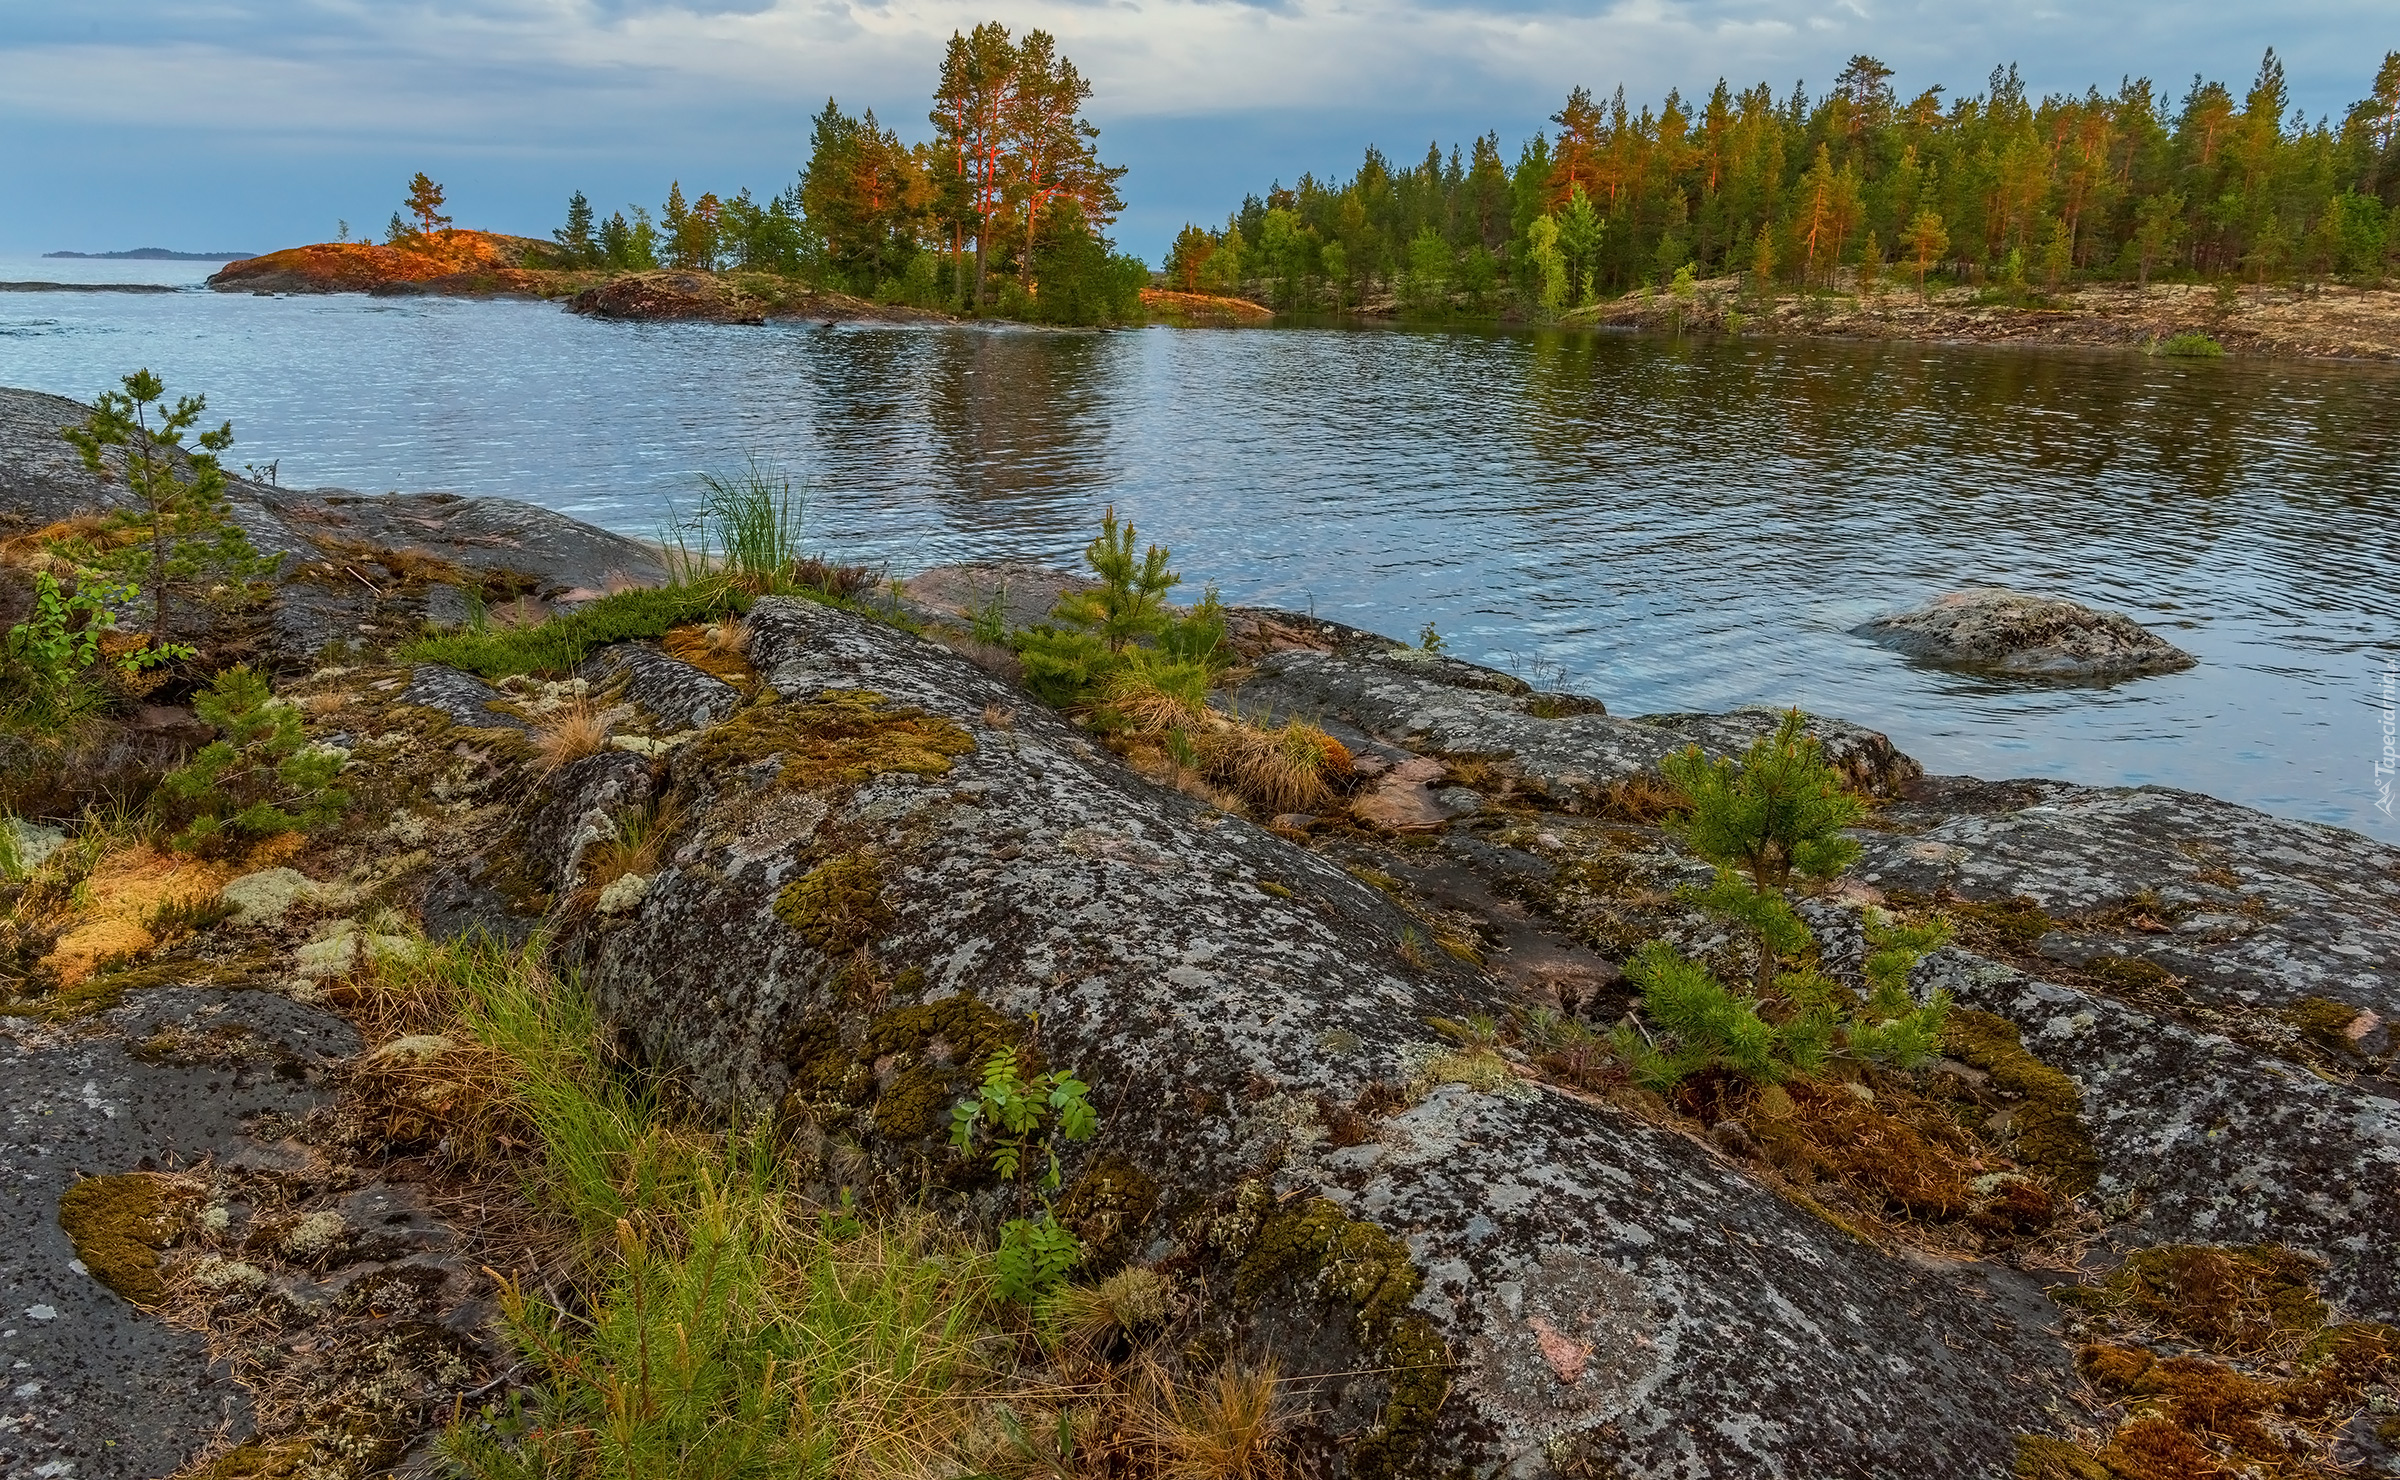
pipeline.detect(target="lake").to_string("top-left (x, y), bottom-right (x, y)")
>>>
top-left (4, 255), bottom-right (2396, 839)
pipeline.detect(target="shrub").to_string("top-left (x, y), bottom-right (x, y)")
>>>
top-left (1017, 508), bottom-right (1227, 711)
top-left (2155, 332), bottom-right (2226, 358)
top-left (950, 1047), bottom-right (1101, 1302)
top-left (158, 666), bottom-right (349, 851)
top-left (2, 571), bottom-right (156, 727)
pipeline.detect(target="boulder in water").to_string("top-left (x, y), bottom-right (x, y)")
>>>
top-left (1858, 587), bottom-right (2196, 680)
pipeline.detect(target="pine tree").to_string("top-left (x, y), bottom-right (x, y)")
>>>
top-left (1906, 209), bottom-right (1949, 297)
top-left (1165, 224), bottom-right (1215, 292)
top-left (405, 172), bottom-right (451, 236)
top-left (555, 191), bottom-right (596, 265)
top-left (660, 182), bottom-right (693, 268)
top-left (1006, 30), bottom-right (1126, 295)
top-left (2039, 216), bottom-right (2074, 292)
top-left (1607, 711), bottom-right (1950, 1093)
top-left (55, 371), bottom-right (272, 650)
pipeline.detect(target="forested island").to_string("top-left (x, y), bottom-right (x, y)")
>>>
top-left (208, 39), bottom-right (2400, 353)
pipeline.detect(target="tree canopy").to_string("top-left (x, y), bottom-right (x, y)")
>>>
top-left (1175, 48), bottom-right (2400, 313)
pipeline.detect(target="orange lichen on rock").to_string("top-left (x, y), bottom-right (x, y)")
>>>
top-left (208, 231), bottom-right (561, 294)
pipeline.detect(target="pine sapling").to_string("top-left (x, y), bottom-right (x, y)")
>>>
top-left (1615, 709), bottom-right (1950, 1090)
top-left (160, 666), bottom-right (350, 852)
top-left (57, 370), bottom-right (272, 652)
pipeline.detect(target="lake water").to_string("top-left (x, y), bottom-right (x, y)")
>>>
top-left (4, 255), bottom-right (2397, 839)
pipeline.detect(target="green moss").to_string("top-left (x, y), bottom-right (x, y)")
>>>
top-left (58, 1172), bottom-right (179, 1306)
top-left (2011, 1434), bottom-right (2109, 1480)
top-left (773, 852), bottom-right (894, 955)
top-left (2067, 1244), bottom-right (2327, 1354)
top-left (681, 689), bottom-right (974, 790)
top-left (189, 1440), bottom-right (310, 1479)
top-left (1941, 1009), bottom-right (2099, 1195)
top-left (1236, 1198), bottom-right (1450, 1479)
top-left (400, 582), bottom-right (750, 679)
top-left (777, 991), bottom-right (1025, 1147)
top-left (1945, 894), bottom-right (2055, 953)
top-left (1056, 1154), bottom-right (1160, 1272)
top-left (2282, 1321), bottom-right (2399, 1419)
top-left (871, 1060), bottom-right (958, 1140)
top-left (2283, 994), bottom-right (2367, 1057)
top-left (778, 1015), bottom-right (871, 1108)
top-left (867, 990), bottom-right (1021, 1066)
top-left (2084, 955), bottom-right (2175, 993)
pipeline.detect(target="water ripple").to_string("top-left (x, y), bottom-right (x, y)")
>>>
top-left (1, 267), bottom-right (2394, 836)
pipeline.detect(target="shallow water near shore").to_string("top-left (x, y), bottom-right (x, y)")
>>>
top-left (4, 255), bottom-right (2396, 838)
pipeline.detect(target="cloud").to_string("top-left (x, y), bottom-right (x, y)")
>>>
top-left (0, 0), bottom-right (2389, 254)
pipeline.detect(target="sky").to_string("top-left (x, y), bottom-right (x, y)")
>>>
top-left (0, 1), bottom-right (2390, 264)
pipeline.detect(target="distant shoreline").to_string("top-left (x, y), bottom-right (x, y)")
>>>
top-left (0, 282), bottom-right (181, 294)
top-left (43, 248), bottom-right (255, 261)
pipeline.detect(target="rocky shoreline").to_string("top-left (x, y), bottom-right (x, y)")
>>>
top-left (197, 232), bottom-right (2400, 357)
top-left (4, 383), bottom-right (2396, 1478)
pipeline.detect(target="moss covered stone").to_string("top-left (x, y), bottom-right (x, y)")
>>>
top-left (1945, 894), bottom-right (2056, 953)
top-left (2011, 1434), bottom-right (2110, 1480)
top-left (773, 851), bottom-right (894, 956)
top-left (2283, 994), bottom-right (2369, 1057)
top-left (2068, 1243), bottom-right (2328, 1354)
top-left (58, 1172), bottom-right (180, 1306)
top-left (1236, 1197), bottom-right (1450, 1480)
top-left (1056, 1153), bottom-right (1160, 1272)
top-left (681, 688), bottom-right (974, 791)
top-left (1942, 1009), bottom-right (2099, 1195)
top-left (2083, 955), bottom-right (2175, 994)
top-left (777, 992), bottom-right (1025, 1144)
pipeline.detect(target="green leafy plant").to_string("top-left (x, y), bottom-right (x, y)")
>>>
top-left (995, 1212), bottom-right (1084, 1305)
top-left (2, 571), bottom-right (187, 724)
top-left (1417, 620), bottom-right (1445, 654)
top-left (950, 1046), bottom-right (1100, 1302)
top-left (2155, 332), bottom-right (2227, 358)
top-left (55, 369), bottom-right (274, 649)
top-left (158, 666), bottom-right (349, 852)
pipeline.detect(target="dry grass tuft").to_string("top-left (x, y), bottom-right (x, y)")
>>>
top-left (1042, 1267), bottom-right (1174, 1349)
top-left (592, 803), bottom-right (675, 884)
top-left (1139, 1359), bottom-right (1294, 1480)
top-left (662, 619), bottom-right (755, 685)
top-left (530, 698), bottom-right (613, 777)
top-left (1207, 720), bottom-right (1352, 816)
top-left (1595, 771), bottom-right (1689, 824)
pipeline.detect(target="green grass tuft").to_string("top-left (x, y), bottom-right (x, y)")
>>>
top-left (2155, 331), bottom-right (2226, 358)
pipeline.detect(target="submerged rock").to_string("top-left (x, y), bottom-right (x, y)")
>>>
top-left (1857, 587), bottom-right (2197, 680)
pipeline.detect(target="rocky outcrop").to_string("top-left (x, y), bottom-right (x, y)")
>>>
top-left (565, 270), bottom-right (951, 325)
top-left (12, 457), bottom-right (2398, 1477)
top-left (204, 233), bottom-right (567, 295)
top-left (553, 596), bottom-right (2092, 1477)
top-left (1, 386), bottom-right (666, 669)
top-left (1858, 587), bottom-right (2197, 681)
